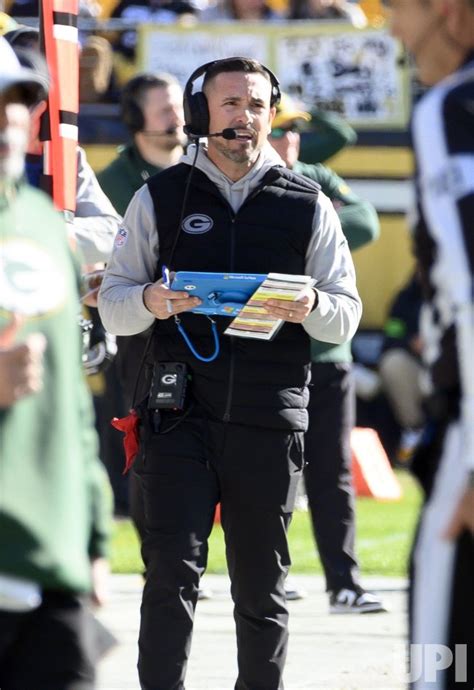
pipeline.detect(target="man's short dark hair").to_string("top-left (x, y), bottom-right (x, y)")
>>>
top-left (121, 72), bottom-right (180, 132)
top-left (202, 57), bottom-right (272, 93)
top-left (123, 72), bottom-right (180, 110)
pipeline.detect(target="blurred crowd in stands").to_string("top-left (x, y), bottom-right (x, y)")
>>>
top-left (1, 0), bottom-right (381, 104)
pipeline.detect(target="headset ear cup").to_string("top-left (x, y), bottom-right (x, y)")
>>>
top-left (182, 58), bottom-right (280, 136)
top-left (183, 89), bottom-right (193, 133)
top-left (186, 92), bottom-right (209, 136)
top-left (194, 92), bottom-right (210, 136)
top-left (121, 94), bottom-right (144, 133)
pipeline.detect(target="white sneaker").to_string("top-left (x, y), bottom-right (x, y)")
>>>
top-left (329, 587), bottom-right (387, 614)
top-left (284, 578), bottom-right (307, 601)
top-left (197, 587), bottom-right (213, 600)
top-left (397, 428), bottom-right (424, 464)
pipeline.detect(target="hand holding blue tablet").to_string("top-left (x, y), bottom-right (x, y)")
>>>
top-left (170, 271), bottom-right (266, 316)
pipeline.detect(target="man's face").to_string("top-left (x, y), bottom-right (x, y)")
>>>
top-left (0, 86), bottom-right (30, 182)
top-left (141, 84), bottom-right (186, 149)
top-left (269, 123), bottom-right (301, 169)
top-left (385, 0), bottom-right (444, 84)
top-left (205, 71), bottom-right (275, 166)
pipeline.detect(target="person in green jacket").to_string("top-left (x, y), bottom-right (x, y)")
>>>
top-left (270, 93), bottom-right (386, 613)
top-left (96, 73), bottom-right (186, 520)
top-left (0, 37), bottom-right (111, 688)
top-left (97, 71), bottom-right (186, 216)
top-left (97, 71), bottom-right (193, 565)
top-left (299, 107), bottom-right (357, 164)
top-left (98, 73), bottom-right (186, 403)
top-left (97, 71), bottom-right (187, 410)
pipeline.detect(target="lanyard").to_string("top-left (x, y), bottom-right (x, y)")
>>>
top-left (174, 315), bottom-right (220, 363)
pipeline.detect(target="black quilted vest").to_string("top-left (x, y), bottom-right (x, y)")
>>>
top-left (146, 163), bottom-right (320, 431)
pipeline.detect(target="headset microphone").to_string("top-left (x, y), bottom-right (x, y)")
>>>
top-left (207, 128), bottom-right (238, 140)
top-left (141, 127), bottom-right (179, 136)
top-left (186, 128), bottom-right (238, 140)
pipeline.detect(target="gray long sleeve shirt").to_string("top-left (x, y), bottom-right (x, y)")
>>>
top-left (69, 147), bottom-right (122, 264)
top-left (99, 144), bottom-right (362, 344)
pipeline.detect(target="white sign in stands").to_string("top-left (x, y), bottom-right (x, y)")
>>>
top-left (138, 24), bottom-right (409, 128)
top-left (275, 27), bottom-right (407, 128)
top-left (139, 26), bottom-right (268, 88)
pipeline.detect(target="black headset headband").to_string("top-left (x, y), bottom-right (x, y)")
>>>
top-left (183, 57), bottom-right (281, 137)
top-left (185, 58), bottom-right (281, 105)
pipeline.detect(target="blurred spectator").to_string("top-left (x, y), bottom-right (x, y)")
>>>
top-left (269, 93), bottom-right (384, 612)
top-left (98, 71), bottom-right (185, 216)
top-left (0, 36), bottom-right (112, 688)
top-left (98, 72), bottom-right (186, 523)
top-left (79, 0), bottom-right (102, 17)
top-left (5, 0), bottom-right (37, 17)
top-left (299, 108), bottom-right (357, 163)
top-left (9, 0), bottom-right (100, 17)
top-left (4, 22), bottom-right (116, 105)
top-left (3, 23), bottom-right (39, 49)
top-left (200, 0), bottom-right (283, 21)
top-left (271, 92), bottom-right (357, 164)
top-left (112, 0), bottom-right (199, 60)
top-left (378, 271), bottom-right (424, 463)
top-left (79, 35), bottom-right (115, 103)
top-left (0, 11), bottom-right (17, 34)
top-left (288, 0), bottom-right (367, 26)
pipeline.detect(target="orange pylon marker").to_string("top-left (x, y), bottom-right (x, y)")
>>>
top-left (351, 427), bottom-right (403, 500)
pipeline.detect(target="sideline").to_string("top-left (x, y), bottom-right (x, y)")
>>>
top-left (97, 573), bottom-right (408, 690)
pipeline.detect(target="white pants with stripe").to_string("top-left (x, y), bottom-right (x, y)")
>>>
top-left (412, 421), bottom-right (469, 690)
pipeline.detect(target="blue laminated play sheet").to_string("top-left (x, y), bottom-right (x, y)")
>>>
top-left (170, 271), bottom-right (266, 316)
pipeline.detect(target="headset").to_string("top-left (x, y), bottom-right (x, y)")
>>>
top-left (183, 57), bottom-right (281, 138)
top-left (121, 73), bottom-right (177, 133)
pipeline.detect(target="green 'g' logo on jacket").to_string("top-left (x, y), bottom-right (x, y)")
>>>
top-left (0, 238), bottom-right (67, 319)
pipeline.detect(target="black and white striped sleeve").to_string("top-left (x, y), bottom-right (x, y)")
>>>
top-left (413, 72), bottom-right (474, 468)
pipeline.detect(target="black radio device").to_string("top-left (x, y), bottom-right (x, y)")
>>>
top-left (148, 362), bottom-right (189, 410)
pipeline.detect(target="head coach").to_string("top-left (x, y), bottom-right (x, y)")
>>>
top-left (99, 57), bottom-right (362, 690)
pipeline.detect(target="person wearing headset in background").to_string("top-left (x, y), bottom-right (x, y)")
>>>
top-left (98, 72), bottom-right (186, 218)
top-left (269, 93), bottom-right (385, 613)
top-left (98, 71), bottom-right (189, 529)
top-left (385, 1), bottom-right (474, 688)
top-left (99, 57), bottom-right (361, 689)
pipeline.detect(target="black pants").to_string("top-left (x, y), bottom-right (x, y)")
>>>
top-left (117, 332), bottom-right (153, 531)
top-left (0, 591), bottom-right (95, 690)
top-left (134, 408), bottom-right (305, 690)
top-left (304, 362), bottom-right (360, 592)
top-left (94, 358), bottom-right (130, 515)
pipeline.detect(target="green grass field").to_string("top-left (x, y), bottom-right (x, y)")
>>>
top-left (111, 469), bottom-right (422, 577)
